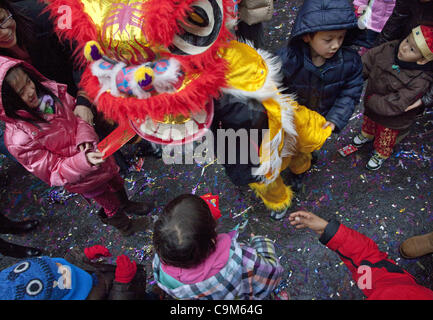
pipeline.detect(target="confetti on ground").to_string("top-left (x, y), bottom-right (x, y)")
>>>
top-left (0, 0), bottom-right (432, 300)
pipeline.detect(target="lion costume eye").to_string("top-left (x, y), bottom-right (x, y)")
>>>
top-left (169, 0), bottom-right (223, 55)
top-left (188, 7), bottom-right (209, 27)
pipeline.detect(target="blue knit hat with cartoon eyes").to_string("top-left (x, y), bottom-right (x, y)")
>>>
top-left (0, 256), bottom-right (93, 300)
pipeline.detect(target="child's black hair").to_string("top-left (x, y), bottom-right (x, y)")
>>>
top-left (153, 194), bottom-right (218, 268)
top-left (1, 65), bottom-right (62, 127)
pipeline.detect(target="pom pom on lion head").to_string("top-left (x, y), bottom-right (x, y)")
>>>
top-left (43, 0), bottom-right (239, 145)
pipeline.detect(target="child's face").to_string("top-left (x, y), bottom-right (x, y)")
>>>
top-left (303, 30), bottom-right (347, 60)
top-left (7, 68), bottom-right (39, 109)
top-left (0, 8), bottom-right (17, 49)
top-left (398, 33), bottom-right (424, 63)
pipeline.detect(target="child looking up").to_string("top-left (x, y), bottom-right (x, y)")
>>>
top-left (152, 194), bottom-right (283, 299)
top-left (0, 57), bottom-right (153, 236)
top-left (352, 25), bottom-right (433, 170)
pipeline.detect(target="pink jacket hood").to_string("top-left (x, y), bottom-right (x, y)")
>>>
top-left (161, 233), bottom-right (232, 284)
top-left (353, 0), bottom-right (395, 33)
top-left (0, 56), bottom-right (53, 123)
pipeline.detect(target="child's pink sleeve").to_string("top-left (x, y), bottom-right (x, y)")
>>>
top-left (6, 130), bottom-right (98, 187)
top-left (75, 118), bottom-right (99, 150)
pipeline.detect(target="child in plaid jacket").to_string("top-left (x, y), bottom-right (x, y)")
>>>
top-left (152, 194), bottom-right (283, 300)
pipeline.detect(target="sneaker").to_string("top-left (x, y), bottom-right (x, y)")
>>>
top-left (353, 133), bottom-right (373, 147)
top-left (366, 152), bottom-right (386, 170)
top-left (270, 207), bottom-right (288, 220)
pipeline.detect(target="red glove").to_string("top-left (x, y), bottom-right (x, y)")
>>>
top-left (115, 255), bottom-right (137, 284)
top-left (84, 245), bottom-right (112, 260)
top-left (354, 5), bottom-right (361, 18)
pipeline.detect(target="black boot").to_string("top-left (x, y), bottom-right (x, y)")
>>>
top-left (98, 209), bottom-right (152, 237)
top-left (0, 214), bottom-right (39, 235)
top-left (0, 238), bottom-right (42, 258)
top-left (116, 189), bottom-right (155, 216)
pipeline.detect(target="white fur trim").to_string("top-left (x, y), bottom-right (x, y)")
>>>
top-left (91, 59), bottom-right (114, 78)
top-left (91, 60), bottom-right (126, 102)
top-left (153, 58), bottom-right (183, 93)
top-left (108, 62), bottom-right (127, 97)
top-left (277, 93), bottom-right (298, 158)
top-left (251, 94), bottom-right (298, 184)
top-left (222, 41), bottom-right (298, 184)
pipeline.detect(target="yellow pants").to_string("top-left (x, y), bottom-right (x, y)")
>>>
top-left (248, 101), bottom-right (331, 212)
top-left (248, 151), bottom-right (313, 211)
top-left (249, 175), bottom-right (292, 211)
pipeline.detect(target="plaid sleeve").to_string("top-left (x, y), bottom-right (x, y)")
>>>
top-left (240, 236), bottom-right (284, 299)
top-left (250, 236), bottom-right (280, 267)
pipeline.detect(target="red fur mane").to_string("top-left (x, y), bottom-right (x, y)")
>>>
top-left (43, 0), bottom-right (237, 125)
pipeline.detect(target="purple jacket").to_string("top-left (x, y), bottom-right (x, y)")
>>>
top-left (0, 57), bottom-right (118, 194)
top-left (354, 0), bottom-right (396, 32)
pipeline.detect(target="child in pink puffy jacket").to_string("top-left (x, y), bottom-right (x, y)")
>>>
top-left (0, 57), bottom-right (153, 236)
top-left (353, 0), bottom-right (396, 53)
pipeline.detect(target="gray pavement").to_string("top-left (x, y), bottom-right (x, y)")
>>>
top-left (0, 0), bottom-right (432, 300)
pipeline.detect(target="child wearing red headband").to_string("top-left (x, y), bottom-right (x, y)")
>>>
top-left (352, 25), bottom-right (433, 170)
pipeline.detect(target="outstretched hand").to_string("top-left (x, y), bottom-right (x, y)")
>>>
top-left (288, 211), bottom-right (328, 236)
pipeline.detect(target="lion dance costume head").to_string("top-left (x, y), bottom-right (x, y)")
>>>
top-left (45, 0), bottom-right (332, 213)
top-left (45, 0), bottom-right (240, 145)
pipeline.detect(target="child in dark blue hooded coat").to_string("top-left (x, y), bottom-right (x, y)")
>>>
top-left (277, 0), bottom-right (364, 134)
top-left (277, 0), bottom-right (364, 189)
